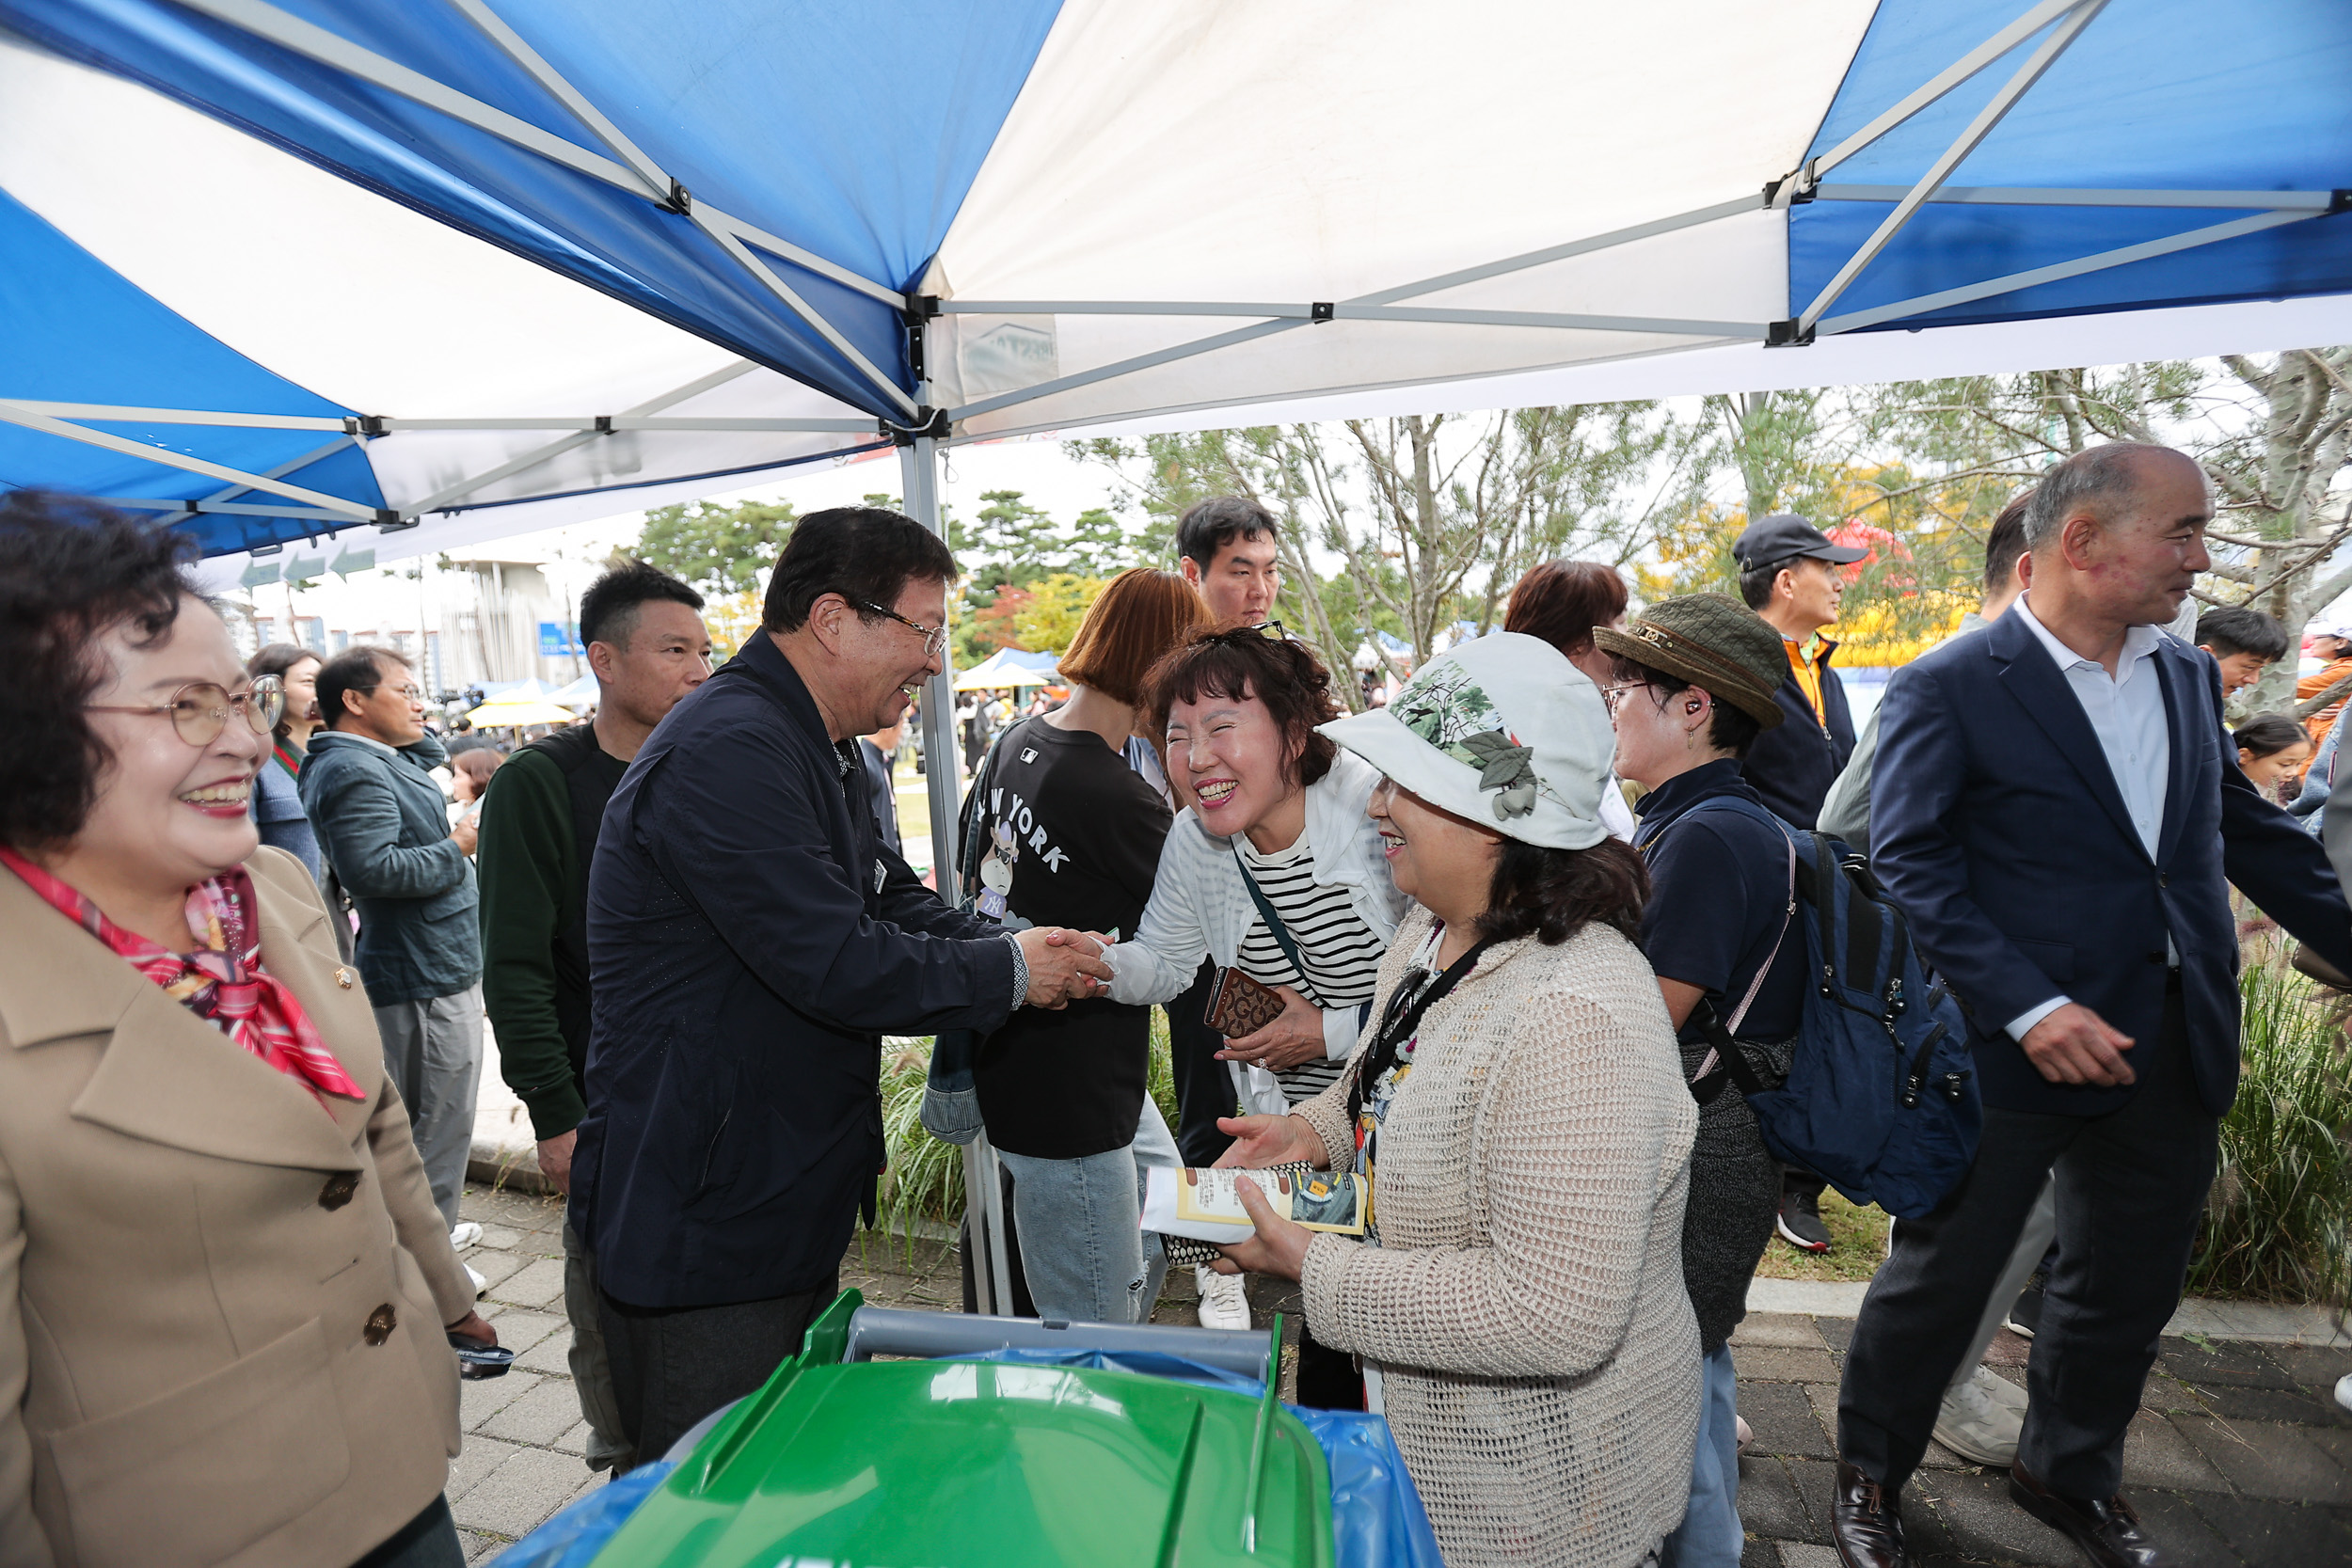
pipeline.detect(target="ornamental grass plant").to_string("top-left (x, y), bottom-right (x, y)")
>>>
top-left (2188, 942), bottom-right (2352, 1310)
top-left (871, 1017), bottom-right (1184, 1264)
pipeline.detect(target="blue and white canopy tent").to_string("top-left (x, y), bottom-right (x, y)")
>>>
top-left (7, 0), bottom-right (2347, 1319)
top-left (5, 0), bottom-right (2352, 874)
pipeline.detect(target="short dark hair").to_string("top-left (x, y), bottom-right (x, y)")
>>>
top-left (2197, 605), bottom-right (2290, 663)
top-left (1145, 627), bottom-right (1340, 790)
top-left (1175, 496), bottom-right (1280, 575)
top-left (0, 492), bottom-right (197, 849)
top-left (2022, 441), bottom-right (2195, 549)
top-left (1474, 836), bottom-right (1649, 948)
top-left (1608, 654), bottom-right (1767, 759)
top-left (1984, 493), bottom-right (2031, 594)
top-left (2232, 711), bottom-right (2308, 760)
top-left (247, 641), bottom-right (321, 740)
top-left (318, 644), bottom-right (406, 725)
top-left (762, 506), bottom-right (958, 634)
top-left (1738, 556), bottom-right (1796, 611)
top-left (580, 559), bottom-right (703, 649)
top-left (1503, 560), bottom-right (1629, 658)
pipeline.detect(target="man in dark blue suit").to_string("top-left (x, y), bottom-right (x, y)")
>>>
top-left (1827, 445), bottom-right (2352, 1568)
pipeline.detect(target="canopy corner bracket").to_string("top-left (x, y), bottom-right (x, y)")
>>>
top-left (883, 407), bottom-right (952, 447)
top-left (1765, 319), bottom-right (1815, 349)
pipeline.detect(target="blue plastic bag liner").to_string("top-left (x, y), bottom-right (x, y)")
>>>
top-left (955, 1346), bottom-right (1444, 1568)
top-left (491, 1460), bottom-right (675, 1568)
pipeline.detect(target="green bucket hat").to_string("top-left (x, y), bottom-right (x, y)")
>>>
top-left (1590, 594), bottom-right (1786, 728)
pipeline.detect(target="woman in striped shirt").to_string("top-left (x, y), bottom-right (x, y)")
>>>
top-left (1102, 626), bottom-right (1403, 1365)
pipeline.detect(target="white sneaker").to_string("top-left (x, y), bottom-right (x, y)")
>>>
top-left (1194, 1265), bottom-right (1252, 1331)
top-left (2336, 1372), bottom-right (2351, 1414)
top-left (465, 1264), bottom-right (487, 1300)
top-left (450, 1221), bottom-right (484, 1250)
top-left (1735, 1414), bottom-right (1753, 1454)
top-left (1931, 1366), bottom-right (2025, 1467)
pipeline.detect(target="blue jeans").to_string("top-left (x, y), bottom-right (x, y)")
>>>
top-left (995, 1100), bottom-right (1179, 1323)
top-left (1661, 1344), bottom-right (1742, 1568)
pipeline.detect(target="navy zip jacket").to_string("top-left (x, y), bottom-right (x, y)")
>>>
top-left (1871, 610), bottom-right (2352, 1118)
top-left (1742, 636), bottom-right (1854, 830)
top-left (572, 631), bottom-right (1018, 1308)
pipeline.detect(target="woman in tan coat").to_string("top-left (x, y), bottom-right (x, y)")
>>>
top-left (0, 494), bottom-right (493, 1568)
top-left (1212, 632), bottom-right (1701, 1568)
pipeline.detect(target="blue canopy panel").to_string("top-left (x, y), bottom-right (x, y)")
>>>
top-left (0, 0), bottom-right (1062, 420)
top-left (0, 185), bottom-right (383, 557)
top-left (1789, 0), bottom-right (2352, 332)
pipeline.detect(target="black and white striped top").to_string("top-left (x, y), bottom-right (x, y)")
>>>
top-left (1234, 831), bottom-right (1389, 1102)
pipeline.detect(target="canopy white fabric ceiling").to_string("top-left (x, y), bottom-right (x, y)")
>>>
top-left (2, 0), bottom-right (2348, 578)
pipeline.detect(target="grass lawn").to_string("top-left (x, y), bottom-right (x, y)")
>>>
top-left (894, 777), bottom-right (934, 845)
top-left (1753, 1187), bottom-right (1894, 1284)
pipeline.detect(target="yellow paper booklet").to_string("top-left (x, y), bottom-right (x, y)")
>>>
top-left (1142, 1164), bottom-right (1367, 1243)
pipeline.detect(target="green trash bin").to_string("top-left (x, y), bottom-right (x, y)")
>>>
top-left (586, 1289), bottom-right (1336, 1568)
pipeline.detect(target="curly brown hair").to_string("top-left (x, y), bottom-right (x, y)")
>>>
top-left (1143, 626), bottom-right (1341, 790)
top-left (0, 492), bottom-right (199, 850)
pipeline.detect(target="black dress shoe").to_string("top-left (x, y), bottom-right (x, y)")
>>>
top-left (1832, 1462), bottom-right (1907, 1568)
top-left (2009, 1461), bottom-right (2161, 1567)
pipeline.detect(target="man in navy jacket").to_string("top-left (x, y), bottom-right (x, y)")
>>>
top-left (1828, 446), bottom-right (2352, 1568)
top-left (571, 507), bottom-right (1113, 1464)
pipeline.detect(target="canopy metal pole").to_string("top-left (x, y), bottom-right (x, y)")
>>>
top-left (900, 430), bottom-right (1021, 1316)
top-left (1796, 0), bottom-right (2111, 334)
top-left (0, 403), bottom-right (381, 521)
top-left (898, 434), bottom-right (962, 895)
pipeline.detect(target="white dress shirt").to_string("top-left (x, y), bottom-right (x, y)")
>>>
top-left (2004, 594), bottom-right (2172, 1039)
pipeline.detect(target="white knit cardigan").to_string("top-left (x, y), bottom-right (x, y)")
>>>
top-left (1292, 906), bottom-right (1702, 1568)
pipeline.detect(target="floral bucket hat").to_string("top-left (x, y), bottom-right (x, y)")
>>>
top-left (1318, 631), bottom-right (1614, 850)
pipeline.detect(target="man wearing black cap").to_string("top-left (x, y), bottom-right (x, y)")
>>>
top-left (1732, 513), bottom-right (1868, 1260)
top-left (1732, 513), bottom-right (1869, 833)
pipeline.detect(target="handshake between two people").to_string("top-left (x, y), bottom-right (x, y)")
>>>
top-left (1010, 926), bottom-right (1118, 1008)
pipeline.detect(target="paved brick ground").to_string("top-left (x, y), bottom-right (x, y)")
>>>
top-left (446, 1181), bottom-right (2352, 1565)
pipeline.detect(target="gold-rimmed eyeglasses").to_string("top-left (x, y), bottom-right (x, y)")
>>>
top-left (854, 599), bottom-right (950, 661)
top-left (87, 676), bottom-right (285, 747)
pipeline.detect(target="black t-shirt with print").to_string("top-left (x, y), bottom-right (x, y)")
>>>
top-left (972, 718), bottom-right (1172, 1159)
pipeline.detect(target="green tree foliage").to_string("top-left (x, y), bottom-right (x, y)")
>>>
top-left (636, 499), bottom-right (798, 595)
top-left (1073, 404), bottom-right (1709, 703)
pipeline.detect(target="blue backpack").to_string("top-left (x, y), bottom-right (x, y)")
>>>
top-left (1682, 798), bottom-right (1982, 1220)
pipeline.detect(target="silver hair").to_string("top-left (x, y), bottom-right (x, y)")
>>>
top-left (2022, 442), bottom-right (2197, 550)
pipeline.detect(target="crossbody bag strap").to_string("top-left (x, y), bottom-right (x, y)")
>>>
top-left (1345, 935), bottom-right (1499, 1125)
top-left (1232, 846), bottom-right (1320, 1004)
top-left (1668, 803), bottom-right (1797, 1101)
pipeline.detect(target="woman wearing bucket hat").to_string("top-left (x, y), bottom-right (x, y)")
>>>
top-left (1592, 593), bottom-right (1812, 1568)
top-left (1208, 631), bottom-right (1702, 1568)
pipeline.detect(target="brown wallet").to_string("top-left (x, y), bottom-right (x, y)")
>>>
top-left (1204, 966), bottom-right (1288, 1038)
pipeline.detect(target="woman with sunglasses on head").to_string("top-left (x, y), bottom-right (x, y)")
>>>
top-left (246, 641), bottom-right (328, 881)
top-left (1592, 594), bottom-right (1815, 1568)
top-left (953, 569), bottom-right (1214, 1325)
top-left (1101, 626), bottom-right (1405, 1356)
top-left (0, 494), bottom-right (492, 1568)
top-left (1207, 634), bottom-right (1700, 1568)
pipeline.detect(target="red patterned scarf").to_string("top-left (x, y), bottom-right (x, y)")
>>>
top-left (0, 848), bottom-right (364, 1110)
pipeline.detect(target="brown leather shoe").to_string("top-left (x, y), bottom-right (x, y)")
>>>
top-left (2008, 1461), bottom-right (2161, 1566)
top-left (1832, 1462), bottom-right (1907, 1568)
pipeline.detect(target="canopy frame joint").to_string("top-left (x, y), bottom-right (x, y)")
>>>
top-left (1765, 319), bottom-right (1815, 348)
top-left (882, 407), bottom-right (951, 446)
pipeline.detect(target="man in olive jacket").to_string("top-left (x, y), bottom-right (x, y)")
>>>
top-left (478, 560), bottom-right (709, 1475)
top-left (301, 644), bottom-right (480, 1231)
